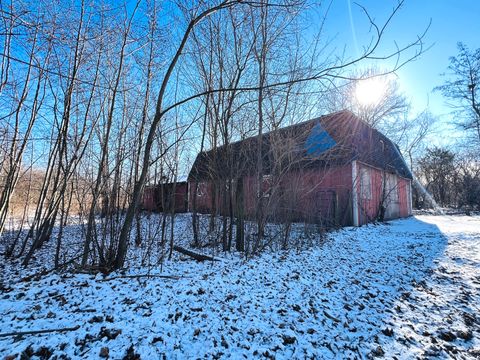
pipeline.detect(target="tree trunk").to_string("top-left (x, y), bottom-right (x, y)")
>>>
top-left (235, 177), bottom-right (245, 252)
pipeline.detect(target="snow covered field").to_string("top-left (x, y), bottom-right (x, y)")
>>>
top-left (1, 214), bottom-right (479, 359)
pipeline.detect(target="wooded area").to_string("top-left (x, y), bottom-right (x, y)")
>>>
top-left (0, 0), bottom-right (478, 274)
top-left (1, 2), bottom-right (480, 359)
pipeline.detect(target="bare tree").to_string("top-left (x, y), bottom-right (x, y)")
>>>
top-left (417, 147), bottom-right (456, 207)
top-left (81, 1), bottom-right (141, 268)
top-left (0, 5), bottom-right (46, 237)
top-left (436, 42), bottom-right (480, 149)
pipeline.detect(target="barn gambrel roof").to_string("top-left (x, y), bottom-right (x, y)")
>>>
top-left (188, 110), bottom-right (413, 181)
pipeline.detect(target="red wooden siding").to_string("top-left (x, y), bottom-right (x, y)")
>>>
top-left (142, 187), bottom-right (157, 212)
top-left (141, 182), bottom-right (188, 213)
top-left (190, 181), bottom-right (215, 213)
top-left (173, 183), bottom-right (189, 212)
top-left (397, 177), bottom-right (411, 218)
top-left (179, 162), bottom-right (412, 226)
top-left (189, 164), bottom-right (354, 226)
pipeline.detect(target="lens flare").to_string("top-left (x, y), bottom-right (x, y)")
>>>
top-left (355, 77), bottom-right (388, 106)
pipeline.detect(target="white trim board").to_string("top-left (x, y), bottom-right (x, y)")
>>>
top-left (352, 160), bottom-right (359, 227)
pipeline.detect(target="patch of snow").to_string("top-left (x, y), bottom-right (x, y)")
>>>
top-left (1, 214), bottom-right (479, 358)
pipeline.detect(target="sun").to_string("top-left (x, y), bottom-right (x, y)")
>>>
top-left (355, 77), bottom-right (388, 107)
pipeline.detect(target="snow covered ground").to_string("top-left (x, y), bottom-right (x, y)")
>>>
top-left (1, 214), bottom-right (479, 359)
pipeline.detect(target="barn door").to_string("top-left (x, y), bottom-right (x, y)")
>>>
top-left (384, 173), bottom-right (400, 219)
top-left (315, 190), bottom-right (337, 227)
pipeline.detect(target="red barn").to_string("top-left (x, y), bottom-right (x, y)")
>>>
top-left (188, 110), bottom-right (412, 226)
top-left (141, 180), bottom-right (188, 213)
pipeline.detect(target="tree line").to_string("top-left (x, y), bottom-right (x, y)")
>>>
top-left (414, 43), bottom-right (480, 211)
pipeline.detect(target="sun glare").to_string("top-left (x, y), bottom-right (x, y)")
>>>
top-left (355, 77), bottom-right (388, 107)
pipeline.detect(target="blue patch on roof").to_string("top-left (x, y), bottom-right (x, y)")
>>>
top-left (304, 123), bottom-right (336, 157)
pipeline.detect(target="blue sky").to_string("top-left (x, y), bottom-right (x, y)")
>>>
top-left (325, 0), bottom-right (480, 119)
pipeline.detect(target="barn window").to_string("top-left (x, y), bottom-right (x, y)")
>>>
top-left (196, 182), bottom-right (208, 197)
top-left (360, 168), bottom-right (372, 200)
